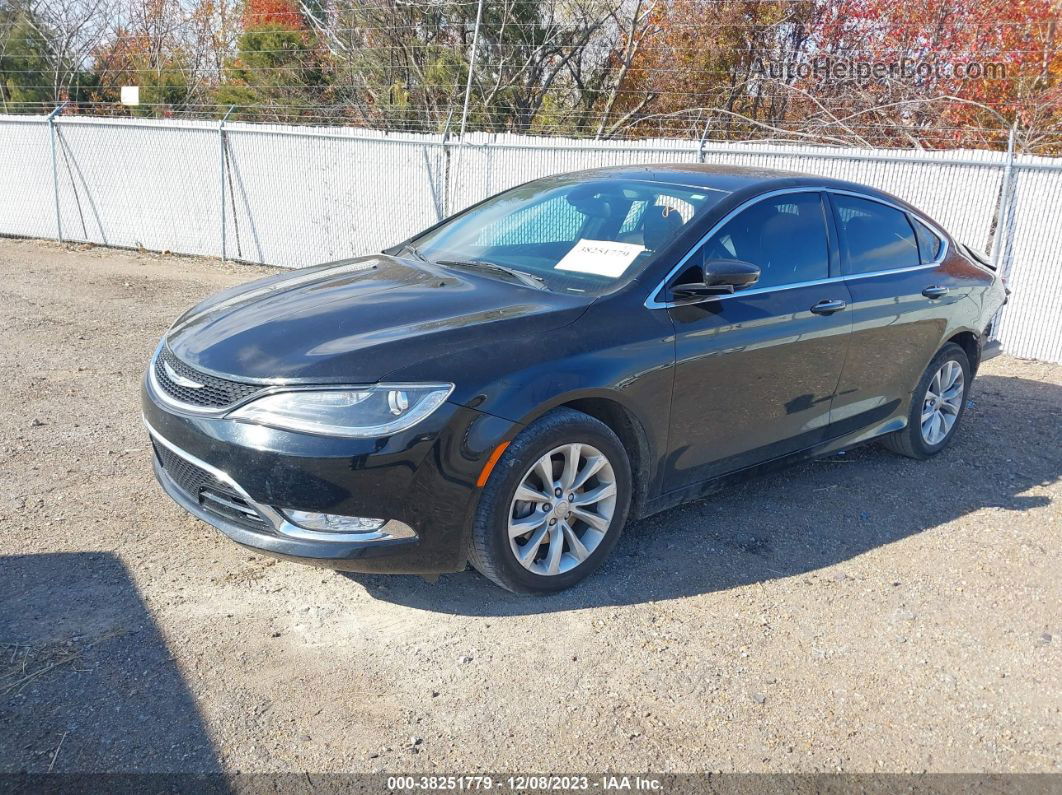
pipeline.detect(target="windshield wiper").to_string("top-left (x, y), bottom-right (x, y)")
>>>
top-left (437, 259), bottom-right (546, 289)
top-left (395, 242), bottom-right (429, 263)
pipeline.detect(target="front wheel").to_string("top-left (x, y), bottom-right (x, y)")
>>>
top-left (882, 342), bottom-right (971, 459)
top-left (468, 408), bottom-right (632, 594)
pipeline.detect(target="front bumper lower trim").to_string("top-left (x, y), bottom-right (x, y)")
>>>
top-left (144, 416), bottom-right (418, 561)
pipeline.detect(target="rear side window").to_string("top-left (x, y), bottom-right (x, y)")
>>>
top-left (833, 194), bottom-right (920, 274)
top-left (696, 192), bottom-right (829, 290)
top-left (911, 217), bottom-right (943, 263)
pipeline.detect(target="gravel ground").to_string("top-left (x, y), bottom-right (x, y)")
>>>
top-left (0, 237), bottom-right (1059, 775)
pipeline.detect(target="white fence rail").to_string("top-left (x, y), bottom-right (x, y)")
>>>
top-left (0, 114), bottom-right (1059, 363)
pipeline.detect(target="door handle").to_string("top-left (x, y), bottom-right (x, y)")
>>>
top-left (922, 286), bottom-right (950, 299)
top-left (810, 298), bottom-right (847, 315)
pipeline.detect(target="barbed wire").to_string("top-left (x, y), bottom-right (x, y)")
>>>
top-left (1, 94), bottom-right (1049, 128)
top-left (4, 58), bottom-right (1052, 81)
top-left (16, 15), bottom-right (1061, 48)
top-left (1, 94), bottom-right (1051, 117)
top-left (7, 108), bottom-right (1058, 149)
top-left (16, 43), bottom-right (1047, 62)
top-left (86, 19), bottom-right (1062, 31)
top-left (2, 45), bottom-right (1055, 66)
top-left (1, 64), bottom-right (1052, 78)
top-left (2, 100), bottom-right (1046, 134)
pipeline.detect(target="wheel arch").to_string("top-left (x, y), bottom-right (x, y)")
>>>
top-left (946, 329), bottom-right (981, 375)
top-left (518, 390), bottom-right (655, 520)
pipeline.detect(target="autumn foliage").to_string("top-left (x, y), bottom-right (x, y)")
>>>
top-left (612, 0), bottom-right (1061, 149)
top-left (242, 0), bottom-right (304, 31)
top-left (810, 0), bottom-right (1062, 148)
top-left (2, 0), bottom-right (1059, 151)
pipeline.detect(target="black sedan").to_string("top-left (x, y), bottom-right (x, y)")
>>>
top-left (143, 165), bottom-right (1006, 593)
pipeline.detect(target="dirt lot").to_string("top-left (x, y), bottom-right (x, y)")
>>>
top-left (0, 237), bottom-right (1059, 775)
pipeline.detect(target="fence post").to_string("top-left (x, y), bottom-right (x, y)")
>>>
top-left (219, 106), bottom-right (235, 261)
top-left (990, 122), bottom-right (1017, 270)
top-left (449, 0), bottom-right (484, 209)
top-left (440, 110), bottom-right (453, 219)
top-left (697, 116), bottom-right (710, 163)
top-left (458, 0), bottom-right (484, 143)
top-left (46, 102), bottom-right (68, 243)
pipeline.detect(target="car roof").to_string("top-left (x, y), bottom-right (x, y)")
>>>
top-left (565, 163), bottom-right (918, 213)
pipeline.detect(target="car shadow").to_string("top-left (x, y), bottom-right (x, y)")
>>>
top-left (346, 372), bottom-right (1061, 615)
top-left (0, 552), bottom-right (221, 775)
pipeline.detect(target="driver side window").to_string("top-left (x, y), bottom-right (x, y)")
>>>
top-left (695, 192), bottom-right (830, 290)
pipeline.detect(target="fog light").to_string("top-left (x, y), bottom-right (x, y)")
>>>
top-left (284, 510), bottom-right (386, 533)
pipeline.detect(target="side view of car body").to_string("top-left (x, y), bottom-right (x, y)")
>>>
top-left (142, 164), bottom-right (1007, 593)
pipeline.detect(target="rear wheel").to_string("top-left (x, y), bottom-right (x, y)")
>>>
top-left (882, 342), bottom-right (971, 459)
top-left (468, 408), bottom-right (632, 594)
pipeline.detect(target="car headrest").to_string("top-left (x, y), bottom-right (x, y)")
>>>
top-left (566, 186), bottom-right (620, 219)
top-left (642, 205), bottom-right (685, 251)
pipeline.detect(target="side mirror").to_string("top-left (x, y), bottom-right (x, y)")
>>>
top-left (670, 259), bottom-right (760, 302)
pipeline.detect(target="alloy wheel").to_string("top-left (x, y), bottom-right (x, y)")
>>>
top-left (507, 443), bottom-right (617, 576)
top-left (920, 360), bottom-right (965, 445)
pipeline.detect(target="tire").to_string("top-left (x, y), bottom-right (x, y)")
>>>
top-left (882, 342), bottom-right (971, 460)
top-left (468, 407), bottom-right (633, 594)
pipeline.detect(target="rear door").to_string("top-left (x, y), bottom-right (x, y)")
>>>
top-left (662, 190), bottom-right (853, 491)
top-left (827, 191), bottom-right (961, 433)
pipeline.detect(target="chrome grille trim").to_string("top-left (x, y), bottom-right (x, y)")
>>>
top-left (148, 342), bottom-right (264, 416)
top-left (147, 423), bottom-right (280, 530)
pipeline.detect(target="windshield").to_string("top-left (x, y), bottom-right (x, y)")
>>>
top-left (410, 176), bottom-right (728, 295)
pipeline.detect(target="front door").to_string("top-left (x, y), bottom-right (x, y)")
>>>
top-left (662, 190), bottom-right (852, 491)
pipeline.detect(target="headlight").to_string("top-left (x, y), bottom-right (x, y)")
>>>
top-left (227, 383), bottom-right (453, 437)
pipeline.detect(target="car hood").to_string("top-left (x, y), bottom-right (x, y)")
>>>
top-left (165, 254), bottom-right (591, 383)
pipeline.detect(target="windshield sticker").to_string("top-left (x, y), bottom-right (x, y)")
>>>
top-left (554, 240), bottom-right (645, 278)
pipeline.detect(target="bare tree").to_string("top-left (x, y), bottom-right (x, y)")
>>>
top-left (19, 0), bottom-right (116, 102)
top-left (594, 0), bottom-right (655, 138)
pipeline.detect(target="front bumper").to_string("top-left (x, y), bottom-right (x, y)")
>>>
top-left (147, 419), bottom-right (420, 564)
top-left (981, 338), bottom-right (1003, 361)
top-left (143, 375), bottom-right (519, 574)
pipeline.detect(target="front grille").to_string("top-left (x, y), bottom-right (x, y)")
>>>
top-left (153, 346), bottom-right (261, 410)
top-left (153, 441), bottom-right (266, 529)
top-left (154, 441), bottom-right (226, 495)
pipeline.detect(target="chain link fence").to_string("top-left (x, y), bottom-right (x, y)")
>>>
top-left (0, 112), bottom-right (1059, 363)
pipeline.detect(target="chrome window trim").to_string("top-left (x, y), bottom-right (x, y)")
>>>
top-left (652, 263), bottom-right (939, 304)
top-left (908, 213), bottom-right (947, 263)
top-left (644, 186), bottom-right (949, 309)
top-left (827, 188), bottom-right (950, 271)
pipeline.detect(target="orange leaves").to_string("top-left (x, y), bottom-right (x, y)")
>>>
top-left (833, 0), bottom-right (1061, 135)
top-left (601, 0), bottom-right (1059, 147)
top-left (243, 0), bottom-right (304, 31)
